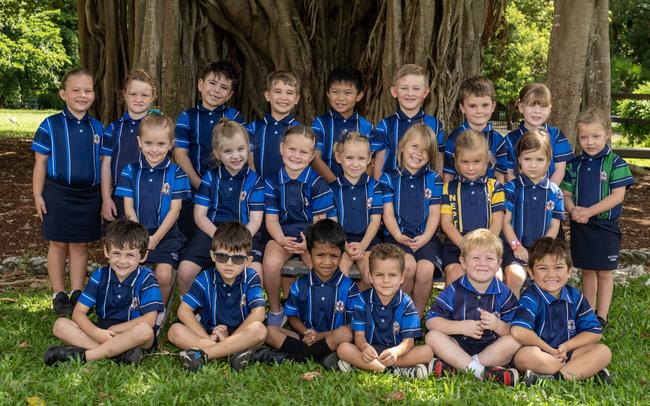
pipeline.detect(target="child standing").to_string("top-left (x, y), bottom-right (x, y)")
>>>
top-left (32, 69), bottom-right (104, 316)
top-left (560, 108), bottom-right (633, 327)
top-left (100, 69), bottom-right (157, 220)
top-left (380, 124), bottom-right (443, 317)
top-left (440, 130), bottom-right (505, 286)
top-left (502, 129), bottom-right (565, 297)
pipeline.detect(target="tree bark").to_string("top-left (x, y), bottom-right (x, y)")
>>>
top-left (583, 0), bottom-right (611, 115)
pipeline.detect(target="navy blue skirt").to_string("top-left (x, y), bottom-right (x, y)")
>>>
top-left (570, 219), bottom-right (621, 270)
top-left (42, 179), bottom-right (101, 243)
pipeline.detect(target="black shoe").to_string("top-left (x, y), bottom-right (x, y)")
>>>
top-left (597, 316), bottom-right (609, 329)
top-left (321, 352), bottom-right (340, 370)
top-left (523, 369), bottom-right (556, 386)
top-left (44, 345), bottom-right (85, 366)
top-left (112, 347), bottom-right (143, 365)
top-left (482, 366), bottom-right (519, 386)
top-left (179, 348), bottom-right (207, 372)
top-left (595, 368), bottom-right (612, 385)
top-left (429, 357), bottom-right (457, 378)
top-left (231, 347), bottom-right (288, 371)
top-left (69, 290), bottom-right (82, 306)
top-left (52, 292), bottom-right (73, 317)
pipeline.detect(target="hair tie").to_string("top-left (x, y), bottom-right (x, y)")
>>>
top-left (147, 108), bottom-right (163, 116)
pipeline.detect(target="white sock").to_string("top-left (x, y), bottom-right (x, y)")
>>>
top-left (467, 355), bottom-right (485, 379)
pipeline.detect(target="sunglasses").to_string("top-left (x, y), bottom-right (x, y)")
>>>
top-left (212, 251), bottom-right (249, 265)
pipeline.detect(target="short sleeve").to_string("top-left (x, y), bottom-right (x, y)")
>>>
top-left (443, 136), bottom-right (457, 176)
top-left (560, 162), bottom-right (576, 194)
top-left (440, 182), bottom-right (453, 215)
top-left (245, 270), bottom-right (266, 310)
top-left (284, 280), bottom-right (302, 317)
top-left (399, 298), bottom-right (421, 339)
top-left (426, 284), bottom-right (456, 320)
top-left (493, 133), bottom-right (509, 173)
top-left (511, 290), bottom-right (540, 330)
top-left (138, 271), bottom-right (164, 315)
top-left (351, 295), bottom-right (367, 332)
top-left (79, 268), bottom-right (104, 309)
top-left (370, 119), bottom-right (387, 152)
top-left (551, 129), bottom-right (573, 163)
top-left (490, 181), bottom-right (505, 213)
top-left (504, 181), bottom-right (516, 213)
top-left (182, 272), bottom-right (208, 311)
top-left (424, 115), bottom-right (445, 152)
top-left (248, 176), bottom-right (266, 211)
top-left (101, 122), bottom-right (116, 157)
top-left (32, 117), bottom-right (53, 155)
top-left (378, 173), bottom-right (394, 204)
top-left (610, 156), bottom-right (634, 190)
top-left (369, 181), bottom-right (383, 216)
top-left (551, 187), bottom-right (565, 220)
top-left (497, 290), bottom-right (519, 323)
top-left (264, 179), bottom-right (280, 214)
top-left (174, 111), bottom-right (191, 149)
top-left (226, 108), bottom-right (245, 125)
top-left (114, 165), bottom-right (135, 199)
top-left (574, 293), bottom-right (602, 334)
top-left (193, 171), bottom-right (214, 206)
top-left (426, 172), bottom-right (444, 206)
top-left (311, 117), bottom-right (326, 151)
top-left (172, 166), bottom-right (191, 200)
top-left (310, 177), bottom-right (335, 215)
top-left (345, 283), bottom-right (360, 323)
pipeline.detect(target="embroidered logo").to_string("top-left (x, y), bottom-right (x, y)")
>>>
top-left (600, 170), bottom-right (608, 182)
top-left (240, 191), bottom-right (248, 201)
top-left (392, 321), bottom-right (400, 334)
top-left (240, 294), bottom-right (247, 308)
top-left (335, 300), bottom-right (345, 313)
top-left (161, 183), bottom-right (171, 195)
top-left (93, 134), bottom-right (101, 145)
top-left (366, 197), bottom-right (373, 209)
top-left (567, 319), bottom-right (576, 334)
top-left (424, 188), bottom-right (432, 199)
top-left (130, 296), bottom-right (140, 310)
top-left (545, 200), bottom-right (555, 211)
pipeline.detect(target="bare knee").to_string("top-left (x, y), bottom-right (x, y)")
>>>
top-left (333, 326), bottom-right (353, 344)
top-left (132, 322), bottom-right (155, 343)
top-left (156, 266), bottom-right (173, 286)
top-left (52, 317), bottom-right (73, 337)
top-left (167, 322), bottom-right (184, 343)
top-left (415, 261), bottom-right (434, 282)
top-left (247, 321), bottom-right (267, 342)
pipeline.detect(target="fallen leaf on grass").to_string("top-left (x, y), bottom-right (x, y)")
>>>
top-left (386, 391), bottom-right (405, 401)
top-left (640, 332), bottom-right (650, 338)
top-left (640, 377), bottom-right (647, 386)
top-left (17, 342), bottom-right (30, 349)
top-left (25, 396), bottom-right (46, 406)
top-left (301, 371), bottom-right (321, 381)
top-left (0, 297), bottom-right (17, 303)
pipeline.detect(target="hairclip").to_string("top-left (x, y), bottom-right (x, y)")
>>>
top-left (147, 108), bottom-right (163, 116)
top-left (338, 131), bottom-right (370, 143)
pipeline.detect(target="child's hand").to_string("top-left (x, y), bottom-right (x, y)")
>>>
top-left (211, 325), bottom-right (228, 342)
top-left (378, 347), bottom-right (399, 366)
top-left (280, 236), bottom-right (299, 252)
top-left (93, 328), bottom-right (116, 343)
top-left (556, 343), bottom-right (569, 361)
top-left (397, 234), bottom-right (412, 246)
top-left (571, 206), bottom-right (590, 224)
top-left (348, 242), bottom-right (367, 261)
top-left (513, 246), bottom-right (529, 262)
top-left (345, 242), bottom-right (356, 257)
top-left (478, 308), bottom-right (499, 332)
top-left (34, 195), bottom-right (47, 220)
top-left (462, 320), bottom-right (484, 339)
top-left (101, 200), bottom-right (117, 221)
top-left (408, 235), bottom-right (428, 251)
top-left (148, 235), bottom-right (160, 252)
top-left (361, 344), bottom-right (379, 363)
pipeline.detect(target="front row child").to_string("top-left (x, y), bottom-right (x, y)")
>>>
top-left (44, 220), bottom-right (163, 366)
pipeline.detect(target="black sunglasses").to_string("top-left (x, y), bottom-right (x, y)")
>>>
top-left (212, 252), bottom-right (249, 265)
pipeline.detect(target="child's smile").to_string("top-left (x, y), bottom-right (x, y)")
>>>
top-left (138, 130), bottom-right (172, 167)
top-left (530, 254), bottom-right (570, 298)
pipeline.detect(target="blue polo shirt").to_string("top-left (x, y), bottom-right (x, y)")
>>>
top-left (311, 110), bottom-right (373, 177)
top-left (193, 165), bottom-right (264, 226)
top-left (379, 167), bottom-right (443, 237)
top-left (31, 108), bottom-right (103, 186)
top-left (100, 112), bottom-right (143, 186)
top-left (174, 103), bottom-right (245, 177)
top-left (504, 175), bottom-right (565, 247)
top-left (560, 146), bottom-right (634, 221)
top-left (443, 122), bottom-right (508, 178)
top-left (284, 269), bottom-right (359, 332)
top-left (504, 122), bottom-right (573, 179)
top-left (330, 174), bottom-right (383, 236)
top-left (370, 108), bottom-right (445, 172)
top-left (115, 157), bottom-right (191, 231)
top-left (182, 267), bottom-right (266, 331)
top-left (265, 167), bottom-right (336, 237)
top-left (79, 265), bottom-right (164, 322)
top-left (246, 113), bottom-right (301, 179)
top-left (512, 283), bottom-right (602, 349)
top-left (441, 176), bottom-right (505, 235)
top-left (352, 289), bottom-right (421, 346)
top-left (427, 275), bottom-right (519, 346)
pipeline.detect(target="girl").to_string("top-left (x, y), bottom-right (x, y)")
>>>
top-left (32, 69), bottom-right (104, 316)
top-left (505, 83), bottom-right (573, 185)
top-left (502, 129), bottom-right (565, 296)
top-left (560, 108), bottom-right (634, 327)
top-left (380, 123), bottom-right (443, 318)
top-left (101, 69), bottom-right (157, 220)
top-left (115, 113), bottom-right (191, 305)
top-left (263, 126), bottom-right (336, 326)
top-left (330, 132), bottom-right (382, 290)
top-left (440, 130), bottom-right (505, 286)
top-left (177, 119), bottom-right (265, 294)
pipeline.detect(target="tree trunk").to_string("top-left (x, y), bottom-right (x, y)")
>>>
top-left (583, 0), bottom-right (611, 115)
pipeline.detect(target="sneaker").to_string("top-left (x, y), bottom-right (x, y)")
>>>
top-left (69, 290), bottom-right (82, 307)
top-left (231, 347), bottom-right (288, 371)
top-left (52, 291), bottom-right (73, 317)
top-left (321, 352), bottom-right (340, 371)
top-left (523, 369), bottom-right (556, 386)
top-left (112, 347), bottom-right (143, 365)
top-left (390, 364), bottom-right (429, 379)
top-left (266, 311), bottom-right (286, 327)
top-left (595, 368), bottom-right (612, 385)
top-left (44, 345), bottom-right (85, 366)
top-left (179, 348), bottom-right (207, 372)
top-left (337, 359), bottom-right (353, 372)
top-left (597, 316), bottom-right (609, 329)
top-left (483, 366), bottom-right (519, 386)
top-left (429, 358), bottom-right (457, 378)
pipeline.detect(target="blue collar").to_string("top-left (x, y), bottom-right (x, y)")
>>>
top-left (395, 107), bottom-right (424, 121)
top-left (309, 269), bottom-right (344, 287)
top-left (458, 174), bottom-right (489, 184)
top-left (459, 275), bottom-right (502, 294)
top-left (580, 145), bottom-right (611, 160)
top-left (369, 288), bottom-right (402, 308)
top-left (107, 266), bottom-right (141, 286)
top-left (264, 112), bottom-right (296, 126)
top-left (532, 282), bottom-right (573, 304)
top-left (517, 174), bottom-right (550, 189)
top-left (117, 111), bottom-right (143, 123)
top-left (329, 110), bottom-right (358, 122)
top-left (62, 107), bottom-right (91, 121)
top-left (517, 121), bottom-right (550, 133)
top-left (218, 165), bottom-right (249, 180)
top-left (138, 156), bottom-right (171, 170)
top-left (279, 166), bottom-right (312, 184)
top-left (462, 120), bottom-right (493, 133)
top-left (398, 166), bottom-right (429, 178)
top-left (197, 103), bottom-right (227, 113)
top-left (335, 173), bottom-right (370, 187)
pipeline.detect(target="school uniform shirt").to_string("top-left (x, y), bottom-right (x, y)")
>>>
top-left (560, 146), bottom-right (634, 221)
top-left (284, 269), bottom-right (360, 332)
top-left (174, 103), bottom-right (245, 177)
top-left (115, 157), bottom-right (191, 231)
top-left (370, 108), bottom-right (445, 173)
top-left (31, 107), bottom-right (103, 186)
top-left (78, 265), bottom-right (164, 322)
top-left (512, 283), bottom-right (602, 349)
top-left (504, 175), bottom-right (565, 247)
top-left (330, 174), bottom-right (383, 236)
top-left (193, 165), bottom-right (264, 226)
top-left (505, 122), bottom-right (573, 179)
top-left (100, 112), bottom-right (143, 186)
top-left (182, 267), bottom-right (266, 331)
top-left (379, 167), bottom-right (443, 237)
top-left (443, 121), bottom-right (508, 179)
top-left (351, 289), bottom-right (421, 346)
top-left (427, 275), bottom-right (519, 345)
top-left (246, 113), bottom-right (301, 179)
top-left (441, 175), bottom-right (505, 235)
top-left (311, 110), bottom-right (373, 177)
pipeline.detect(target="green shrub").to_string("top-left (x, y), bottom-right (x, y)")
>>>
top-left (615, 81), bottom-right (650, 145)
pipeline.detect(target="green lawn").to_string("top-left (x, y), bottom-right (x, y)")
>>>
top-left (0, 109), bottom-right (57, 138)
top-left (1, 277), bottom-right (648, 405)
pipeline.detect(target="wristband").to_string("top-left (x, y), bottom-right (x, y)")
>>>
top-left (510, 239), bottom-right (521, 251)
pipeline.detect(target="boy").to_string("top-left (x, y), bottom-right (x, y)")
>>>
top-left (443, 76), bottom-right (508, 183)
top-left (264, 219), bottom-right (358, 366)
top-left (311, 67), bottom-right (373, 182)
top-left (44, 220), bottom-right (163, 366)
top-left (336, 244), bottom-right (433, 379)
top-left (371, 64), bottom-right (444, 179)
top-left (167, 221), bottom-right (268, 372)
top-left (425, 229), bottom-right (520, 386)
top-left (511, 237), bottom-right (612, 385)
top-left (246, 70), bottom-right (302, 179)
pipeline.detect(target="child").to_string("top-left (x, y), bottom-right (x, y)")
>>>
top-left (336, 243), bottom-right (433, 379)
top-left (330, 132), bottom-right (382, 290)
top-left (44, 220), bottom-right (163, 366)
top-left (264, 220), bottom-right (358, 366)
top-left (502, 129), bottom-right (565, 297)
top-left (263, 126), bottom-right (336, 326)
top-left (425, 229), bottom-right (520, 386)
top-left (115, 113), bottom-right (191, 305)
top-left (560, 108), bottom-right (634, 328)
top-left (379, 123), bottom-right (443, 317)
top-left (177, 119), bottom-right (265, 294)
top-left (440, 131), bottom-right (505, 286)
top-left (311, 67), bottom-right (373, 182)
top-left (32, 69), bottom-right (104, 316)
top-left (511, 237), bottom-right (611, 384)
top-left (504, 83), bottom-right (573, 185)
top-left (372, 64), bottom-right (444, 179)
top-left (167, 222), bottom-right (267, 372)
top-left (101, 69), bottom-right (157, 220)
top-left (247, 70), bottom-right (302, 179)
top-left (443, 76), bottom-right (508, 183)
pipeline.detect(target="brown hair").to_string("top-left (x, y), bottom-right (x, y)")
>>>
top-left (454, 130), bottom-right (492, 175)
top-left (138, 112), bottom-right (174, 144)
top-left (198, 60), bottom-right (239, 89)
top-left (575, 107), bottom-right (612, 133)
top-left (211, 221), bottom-right (253, 254)
top-left (459, 228), bottom-right (503, 259)
top-left (516, 128), bottom-right (552, 170)
top-left (528, 237), bottom-right (572, 270)
top-left (104, 219), bottom-right (149, 257)
top-left (459, 76), bottom-right (495, 104)
top-left (333, 131), bottom-right (371, 156)
top-left (369, 243), bottom-right (406, 274)
top-left (266, 70), bottom-right (301, 92)
top-left (211, 118), bottom-right (250, 162)
top-left (60, 68), bottom-right (93, 90)
top-left (392, 64), bottom-right (428, 85)
top-left (122, 69), bottom-right (158, 103)
top-left (518, 83), bottom-right (551, 107)
top-left (283, 125), bottom-right (316, 145)
top-left (397, 123), bottom-right (438, 171)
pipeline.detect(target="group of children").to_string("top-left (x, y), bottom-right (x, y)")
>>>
top-left (34, 60), bottom-right (633, 386)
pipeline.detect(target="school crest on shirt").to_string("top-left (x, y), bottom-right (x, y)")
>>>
top-left (130, 296), bottom-right (140, 310)
top-left (240, 191), bottom-right (247, 201)
top-left (567, 319), bottom-right (576, 334)
top-left (392, 321), bottom-right (400, 334)
top-left (424, 188), bottom-right (432, 199)
top-left (545, 200), bottom-right (555, 211)
top-left (600, 170), bottom-right (608, 182)
top-left (240, 294), bottom-right (247, 308)
top-left (161, 182), bottom-right (171, 195)
top-left (335, 300), bottom-right (345, 313)
top-left (304, 197), bottom-right (310, 207)
top-left (93, 134), bottom-right (101, 145)
top-left (366, 197), bottom-right (373, 209)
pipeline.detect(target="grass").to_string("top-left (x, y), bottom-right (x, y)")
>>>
top-left (0, 109), bottom-right (57, 138)
top-left (612, 134), bottom-right (650, 168)
top-left (1, 276), bottom-right (649, 405)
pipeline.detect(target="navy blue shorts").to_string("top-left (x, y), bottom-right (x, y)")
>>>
top-left (112, 194), bottom-right (126, 219)
top-left (501, 238), bottom-right (528, 268)
top-left (42, 179), bottom-right (101, 243)
top-left (146, 226), bottom-right (185, 267)
top-left (181, 228), bottom-right (264, 267)
top-left (442, 239), bottom-right (461, 268)
top-left (453, 336), bottom-right (493, 356)
top-left (177, 198), bottom-right (197, 241)
top-left (570, 220), bottom-right (621, 270)
top-left (347, 233), bottom-right (380, 251)
top-left (280, 223), bottom-right (310, 241)
top-left (384, 235), bottom-right (443, 270)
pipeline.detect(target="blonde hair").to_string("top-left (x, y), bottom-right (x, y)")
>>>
top-left (139, 113), bottom-right (174, 144)
top-left (60, 68), bottom-right (93, 90)
top-left (459, 229), bottom-right (503, 259)
top-left (266, 70), bottom-right (301, 92)
top-left (333, 132), bottom-right (371, 156)
top-left (576, 107), bottom-right (611, 133)
top-left (122, 69), bottom-right (158, 104)
top-left (454, 130), bottom-right (492, 175)
top-left (392, 64), bottom-right (428, 85)
top-left (516, 128), bottom-right (552, 171)
top-left (283, 125), bottom-right (317, 146)
top-left (369, 243), bottom-right (405, 274)
top-left (518, 83), bottom-right (551, 107)
top-left (397, 124), bottom-right (438, 171)
top-left (211, 118), bottom-right (250, 162)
